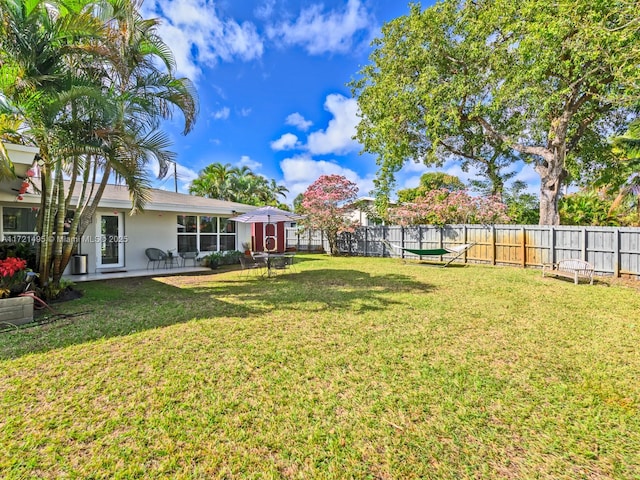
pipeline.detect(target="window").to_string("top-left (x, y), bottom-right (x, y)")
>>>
top-left (177, 215), bottom-right (197, 233)
top-left (219, 218), bottom-right (236, 251)
top-left (176, 215), bottom-right (236, 253)
top-left (177, 215), bottom-right (197, 253)
top-left (2, 207), bottom-right (38, 241)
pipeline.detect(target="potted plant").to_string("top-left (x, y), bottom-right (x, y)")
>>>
top-left (0, 257), bottom-right (32, 298)
top-left (241, 241), bottom-right (252, 256)
top-left (204, 252), bottom-right (223, 269)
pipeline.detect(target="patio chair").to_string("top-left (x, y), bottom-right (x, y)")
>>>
top-left (239, 254), bottom-right (266, 277)
top-left (270, 255), bottom-right (289, 272)
top-left (145, 248), bottom-right (168, 270)
top-left (179, 250), bottom-right (199, 267)
top-left (284, 253), bottom-right (297, 272)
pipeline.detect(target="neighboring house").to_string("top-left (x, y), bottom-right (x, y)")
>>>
top-left (1, 144), bottom-right (255, 274)
top-left (349, 197), bottom-right (394, 226)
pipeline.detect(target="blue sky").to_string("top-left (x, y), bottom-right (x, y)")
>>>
top-left (141, 0), bottom-right (539, 204)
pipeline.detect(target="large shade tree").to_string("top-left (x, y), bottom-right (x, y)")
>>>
top-left (352, 0), bottom-right (640, 225)
top-left (0, 0), bottom-right (197, 289)
top-left (397, 172), bottom-right (466, 204)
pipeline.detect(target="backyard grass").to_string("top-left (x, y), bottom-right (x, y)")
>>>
top-left (1, 254), bottom-right (639, 479)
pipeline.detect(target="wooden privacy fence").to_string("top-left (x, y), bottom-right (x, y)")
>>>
top-left (286, 225), bottom-right (640, 279)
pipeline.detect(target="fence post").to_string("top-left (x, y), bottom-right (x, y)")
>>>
top-left (491, 225), bottom-right (496, 265)
top-left (364, 227), bottom-right (368, 257)
top-left (581, 227), bottom-right (587, 261)
top-left (383, 226), bottom-right (388, 257)
top-left (521, 226), bottom-right (526, 268)
top-left (550, 226), bottom-right (555, 265)
top-left (614, 228), bottom-right (620, 277)
top-left (401, 226), bottom-right (405, 259)
top-left (463, 224), bottom-right (468, 264)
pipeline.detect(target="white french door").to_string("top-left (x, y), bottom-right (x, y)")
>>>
top-left (96, 213), bottom-right (125, 268)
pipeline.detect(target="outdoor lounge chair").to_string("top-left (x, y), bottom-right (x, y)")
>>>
top-left (179, 250), bottom-right (199, 267)
top-left (381, 239), bottom-right (475, 267)
top-left (145, 248), bottom-right (168, 270)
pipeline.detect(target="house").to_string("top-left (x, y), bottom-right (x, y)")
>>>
top-left (348, 196), bottom-right (394, 226)
top-left (1, 144), bottom-right (256, 274)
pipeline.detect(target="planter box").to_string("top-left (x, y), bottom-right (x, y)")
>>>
top-left (0, 296), bottom-right (34, 326)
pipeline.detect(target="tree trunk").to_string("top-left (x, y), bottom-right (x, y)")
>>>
top-left (535, 146), bottom-right (568, 225)
top-left (37, 147), bottom-right (56, 284)
top-left (327, 230), bottom-right (339, 256)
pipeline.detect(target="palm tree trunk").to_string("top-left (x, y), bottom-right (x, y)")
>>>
top-left (37, 147), bottom-right (56, 284)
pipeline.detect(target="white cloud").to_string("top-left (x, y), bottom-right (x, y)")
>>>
top-left (441, 161), bottom-right (481, 185)
top-left (212, 107), bottom-right (230, 120)
top-left (142, 0), bottom-right (264, 81)
top-left (306, 94), bottom-right (360, 155)
top-left (271, 133), bottom-right (300, 151)
top-left (238, 107), bottom-right (252, 117)
top-left (510, 162), bottom-right (541, 194)
top-left (280, 154), bottom-right (374, 201)
top-left (266, 0), bottom-right (375, 55)
top-left (286, 112), bottom-right (313, 131)
top-left (148, 160), bottom-right (199, 193)
top-left (255, 0), bottom-right (276, 20)
top-left (238, 155), bottom-right (263, 171)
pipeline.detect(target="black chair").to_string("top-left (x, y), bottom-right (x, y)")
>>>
top-left (179, 250), bottom-right (199, 267)
top-left (239, 254), bottom-right (266, 277)
top-left (145, 248), bottom-right (168, 270)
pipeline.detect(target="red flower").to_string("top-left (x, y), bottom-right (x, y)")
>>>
top-left (0, 257), bottom-right (30, 297)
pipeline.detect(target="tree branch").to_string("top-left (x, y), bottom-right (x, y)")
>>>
top-left (471, 115), bottom-right (552, 160)
top-left (439, 140), bottom-right (486, 164)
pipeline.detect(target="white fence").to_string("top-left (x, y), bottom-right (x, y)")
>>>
top-left (286, 225), bottom-right (640, 279)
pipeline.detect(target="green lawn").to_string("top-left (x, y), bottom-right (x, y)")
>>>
top-left (1, 255), bottom-right (639, 479)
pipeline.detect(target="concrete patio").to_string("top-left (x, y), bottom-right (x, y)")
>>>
top-left (64, 265), bottom-right (211, 283)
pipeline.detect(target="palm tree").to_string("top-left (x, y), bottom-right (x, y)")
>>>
top-left (0, 0), bottom-right (198, 286)
top-left (0, 0), bottom-right (107, 282)
top-left (52, 0), bottom-right (197, 282)
top-left (608, 119), bottom-right (640, 225)
top-left (0, 113), bottom-right (24, 180)
top-left (190, 163), bottom-right (238, 200)
top-left (267, 178), bottom-right (289, 205)
top-left (190, 162), bottom-right (290, 207)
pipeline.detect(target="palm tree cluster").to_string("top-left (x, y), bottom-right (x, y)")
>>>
top-left (0, 0), bottom-right (197, 288)
top-left (189, 163), bottom-right (289, 208)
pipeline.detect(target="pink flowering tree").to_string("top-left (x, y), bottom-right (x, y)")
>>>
top-left (300, 175), bottom-right (360, 255)
top-left (389, 188), bottom-right (510, 226)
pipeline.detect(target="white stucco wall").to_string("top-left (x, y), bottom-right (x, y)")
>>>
top-left (76, 209), bottom-right (176, 272)
top-left (77, 209), bottom-right (254, 273)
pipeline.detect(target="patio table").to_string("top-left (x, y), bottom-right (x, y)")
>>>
top-left (165, 252), bottom-right (179, 269)
top-left (253, 252), bottom-right (286, 277)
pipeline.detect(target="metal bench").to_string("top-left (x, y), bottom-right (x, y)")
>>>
top-left (542, 259), bottom-right (594, 285)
